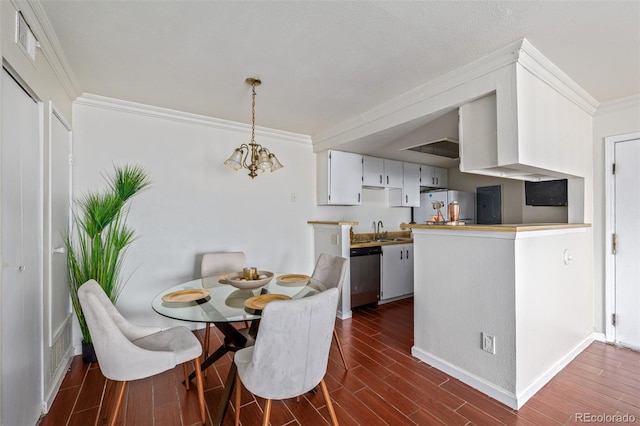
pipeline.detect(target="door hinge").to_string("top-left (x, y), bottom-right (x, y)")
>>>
top-left (612, 233), bottom-right (617, 255)
top-left (68, 154), bottom-right (73, 166)
top-left (612, 313), bottom-right (617, 326)
top-left (612, 163), bottom-right (616, 174)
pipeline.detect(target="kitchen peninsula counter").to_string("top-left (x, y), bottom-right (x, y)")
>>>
top-left (406, 221), bottom-right (594, 410)
top-left (401, 222), bottom-right (591, 232)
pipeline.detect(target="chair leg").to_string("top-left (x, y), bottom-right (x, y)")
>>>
top-left (110, 381), bottom-right (127, 426)
top-left (234, 374), bottom-right (241, 426)
top-left (262, 399), bottom-right (272, 426)
top-left (320, 379), bottom-right (338, 426)
top-left (333, 329), bottom-right (348, 370)
top-left (183, 364), bottom-right (190, 390)
top-left (193, 357), bottom-right (206, 424)
top-left (203, 325), bottom-right (211, 377)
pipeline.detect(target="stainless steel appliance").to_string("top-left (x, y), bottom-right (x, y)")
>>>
top-left (413, 189), bottom-right (476, 223)
top-left (350, 246), bottom-right (381, 308)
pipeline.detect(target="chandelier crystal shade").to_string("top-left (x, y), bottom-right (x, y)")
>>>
top-left (224, 78), bottom-right (284, 178)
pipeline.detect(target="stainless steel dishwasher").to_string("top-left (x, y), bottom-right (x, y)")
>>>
top-left (350, 246), bottom-right (382, 308)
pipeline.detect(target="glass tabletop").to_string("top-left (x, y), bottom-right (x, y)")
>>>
top-left (151, 272), bottom-right (327, 324)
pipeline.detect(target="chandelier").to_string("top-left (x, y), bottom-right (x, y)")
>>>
top-left (224, 78), bottom-right (284, 178)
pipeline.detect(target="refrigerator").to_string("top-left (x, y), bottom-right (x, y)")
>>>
top-left (413, 189), bottom-right (475, 223)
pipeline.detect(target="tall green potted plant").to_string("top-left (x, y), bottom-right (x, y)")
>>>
top-left (65, 164), bottom-right (150, 362)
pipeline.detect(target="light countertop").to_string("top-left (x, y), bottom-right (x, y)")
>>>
top-left (401, 223), bottom-right (591, 232)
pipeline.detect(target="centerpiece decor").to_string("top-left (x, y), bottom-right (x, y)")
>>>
top-left (64, 164), bottom-right (150, 362)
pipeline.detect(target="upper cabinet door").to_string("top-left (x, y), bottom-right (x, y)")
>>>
top-left (433, 167), bottom-right (448, 188)
top-left (389, 162), bottom-right (420, 207)
top-left (362, 155), bottom-right (385, 187)
top-left (317, 150), bottom-right (362, 205)
top-left (402, 162), bottom-right (421, 206)
top-left (420, 164), bottom-right (448, 188)
top-left (420, 165), bottom-right (435, 186)
top-left (384, 159), bottom-right (403, 188)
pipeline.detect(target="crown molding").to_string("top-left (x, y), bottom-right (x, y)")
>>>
top-left (313, 39), bottom-right (523, 144)
top-left (75, 94), bottom-right (312, 145)
top-left (594, 94), bottom-right (640, 116)
top-left (17, 0), bottom-right (82, 100)
top-left (314, 38), bottom-right (600, 147)
top-left (516, 39), bottom-right (599, 115)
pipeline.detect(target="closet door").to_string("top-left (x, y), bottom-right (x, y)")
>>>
top-left (1, 69), bottom-right (43, 426)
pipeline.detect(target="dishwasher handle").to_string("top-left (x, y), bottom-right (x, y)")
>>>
top-left (350, 246), bottom-right (382, 257)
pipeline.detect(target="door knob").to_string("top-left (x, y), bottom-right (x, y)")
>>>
top-left (18, 265), bottom-right (26, 271)
top-left (53, 247), bottom-right (66, 254)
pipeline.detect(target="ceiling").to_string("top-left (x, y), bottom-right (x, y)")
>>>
top-left (39, 1), bottom-right (640, 154)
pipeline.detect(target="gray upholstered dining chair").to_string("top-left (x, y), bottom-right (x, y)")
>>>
top-left (78, 280), bottom-right (206, 426)
top-left (233, 287), bottom-right (340, 426)
top-left (311, 253), bottom-right (349, 370)
top-left (200, 251), bottom-right (247, 362)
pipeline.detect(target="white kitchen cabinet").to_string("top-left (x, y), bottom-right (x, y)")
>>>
top-left (317, 150), bottom-right (362, 205)
top-left (362, 155), bottom-right (385, 187)
top-left (420, 165), bottom-right (448, 188)
top-left (389, 162), bottom-right (421, 207)
top-left (384, 159), bottom-right (404, 189)
top-left (381, 243), bottom-right (414, 300)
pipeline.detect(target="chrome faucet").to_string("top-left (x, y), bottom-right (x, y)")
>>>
top-left (376, 220), bottom-right (384, 239)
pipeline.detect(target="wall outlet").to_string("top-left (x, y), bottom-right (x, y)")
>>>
top-left (331, 234), bottom-right (339, 245)
top-left (482, 332), bottom-right (496, 354)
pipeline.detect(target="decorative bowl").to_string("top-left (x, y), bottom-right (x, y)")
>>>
top-left (224, 271), bottom-right (274, 290)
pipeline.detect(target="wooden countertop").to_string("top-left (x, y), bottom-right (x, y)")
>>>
top-left (308, 221), bottom-right (359, 226)
top-left (350, 239), bottom-right (414, 248)
top-left (401, 223), bottom-right (591, 232)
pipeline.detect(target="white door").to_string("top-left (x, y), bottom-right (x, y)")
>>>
top-left (1, 69), bottom-right (43, 426)
top-left (614, 138), bottom-right (640, 349)
top-left (48, 110), bottom-right (72, 345)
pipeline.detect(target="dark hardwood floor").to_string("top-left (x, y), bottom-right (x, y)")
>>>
top-left (39, 298), bottom-right (640, 425)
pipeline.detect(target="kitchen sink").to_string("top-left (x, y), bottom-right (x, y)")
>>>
top-left (357, 238), bottom-right (412, 243)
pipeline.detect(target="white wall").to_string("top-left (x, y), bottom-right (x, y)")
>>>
top-left (592, 96), bottom-right (640, 332)
top-left (72, 97), bottom-right (316, 328)
top-left (515, 228), bottom-right (593, 395)
top-left (317, 188), bottom-right (411, 234)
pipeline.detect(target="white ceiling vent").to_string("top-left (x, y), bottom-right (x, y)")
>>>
top-left (16, 12), bottom-right (38, 62)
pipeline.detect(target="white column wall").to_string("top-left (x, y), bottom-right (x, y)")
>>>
top-left (514, 228), bottom-right (593, 395)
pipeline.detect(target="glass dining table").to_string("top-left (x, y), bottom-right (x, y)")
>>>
top-left (151, 272), bottom-right (327, 425)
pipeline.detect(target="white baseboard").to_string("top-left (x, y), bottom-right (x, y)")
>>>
top-left (515, 333), bottom-right (596, 408)
top-left (42, 346), bottom-right (74, 413)
top-left (411, 346), bottom-right (518, 409)
top-left (412, 332), bottom-right (598, 410)
top-left (337, 309), bottom-right (352, 320)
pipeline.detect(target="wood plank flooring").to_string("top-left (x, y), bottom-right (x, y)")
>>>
top-left (39, 298), bottom-right (640, 425)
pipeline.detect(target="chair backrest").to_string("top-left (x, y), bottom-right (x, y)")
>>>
top-left (201, 252), bottom-right (246, 277)
top-left (311, 253), bottom-right (348, 291)
top-left (78, 280), bottom-right (173, 381)
top-left (240, 287), bottom-right (340, 399)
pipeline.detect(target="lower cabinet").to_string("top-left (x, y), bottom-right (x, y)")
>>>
top-left (381, 244), bottom-right (414, 300)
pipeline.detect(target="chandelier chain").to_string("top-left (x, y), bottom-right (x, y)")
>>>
top-left (250, 82), bottom-right (257, 145)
